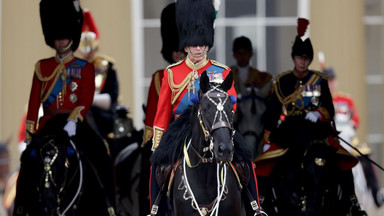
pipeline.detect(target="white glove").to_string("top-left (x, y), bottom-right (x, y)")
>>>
top-left (305, 111), bottom-right (321, 123)
top-left (93, 93), bottom-right (111, 110)
top-left (64, 120), bottom-right (77, 137)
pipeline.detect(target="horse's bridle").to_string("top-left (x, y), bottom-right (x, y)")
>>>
top-left (197, 85), bottom-right (234, 144)
top-left (40, 138), bottom-right (61, 190)
top-left (193, 85), bottom-right (235, 165)
top-left (39, 137), bottom-right (84, 216)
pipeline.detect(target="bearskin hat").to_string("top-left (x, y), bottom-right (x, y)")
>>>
top-left (40, 0), bottom-right (83, 51)
top-left (291, 18), bottom-right (313, 62)
top-left (160, 3), bottom-right (180, 64)
top-left (176, 0), bottom-right (216, 49)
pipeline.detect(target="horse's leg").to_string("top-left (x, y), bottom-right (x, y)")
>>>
top-left (139, 141), bottom-right (152, 216)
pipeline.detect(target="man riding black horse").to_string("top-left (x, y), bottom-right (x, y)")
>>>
top-left (255, 18), bottom-right (366, 216)
top-left (149, 0), bottom-right (262, 215)
top-left (14, 0), bottom-right (116, 215)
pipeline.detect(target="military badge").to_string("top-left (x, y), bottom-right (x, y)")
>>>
top-left (69, 81), bottom-right (78, 92)
top-left (311, 96), bottom-right (319, 106)
top-left (67, 64), bottom-right (82, 78)
top-left (69, 93), bottom-right (78, 103)
top-left (207, 71), bottom-right (223, 83)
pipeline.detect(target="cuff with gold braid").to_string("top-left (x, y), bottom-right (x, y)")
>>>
top-left (67, 106), bottom-right (85, 122)
top-left (152, 127), bottom-right (164, 151)
top-left (142, 126), bottom-right (153, 147)
top-left (25, 120), bottom-right (36, 143)
top-left (315, 107), bottom-right (330, 122)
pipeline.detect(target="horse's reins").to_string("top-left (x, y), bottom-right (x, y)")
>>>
top-left (183, 139), bottom-right (228, 216)
top-left (39, 138), bottom-right (84, 216)
top-left (59, 139), bottom-right (84, 216)
top-left (337, 135), bottom-right (384, 172)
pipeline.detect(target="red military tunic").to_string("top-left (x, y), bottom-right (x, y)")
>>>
top-left (152, 57), bottom-right (237, 150)
top-left (25, 54), bottom-right (95, 141)
top-left (143, 69), bottom-right (165, 145)
top-left (333, 92), bottom-right (360, 129)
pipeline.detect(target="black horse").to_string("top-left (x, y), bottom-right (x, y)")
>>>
top-left (13, 114), bottom-right (116, 216)
top-left (257, 118), bottom-right (366, 216)
top-left (151, 71), bottom-right (257, 216)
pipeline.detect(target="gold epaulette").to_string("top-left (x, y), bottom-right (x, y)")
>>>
top-left (165, 59), bottom-right (183, 70)
top-left (273, 70), bottom-right (292, 83)
top-left (210, 60), bottom-right (229, 70)
top-left (93, 53), bottom-right (116, 64)
top-left (311, 70), bottom-right (327, 79)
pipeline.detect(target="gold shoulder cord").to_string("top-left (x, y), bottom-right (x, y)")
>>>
top-left (35, 62), bottom-right (65, 103)
top-left (35, 55), bottom-right (74, 103)
top-left (210, 60), bottom-right (229, 70)
top-left (168, 68), bottom-right (194, 105)
top-left (273, 71), bottom-right (304, 115)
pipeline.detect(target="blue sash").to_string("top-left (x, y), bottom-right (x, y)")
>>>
top-left (43, 59), bottom-right (87, 107)
top-left (175, 65), bottom-right (225, 115)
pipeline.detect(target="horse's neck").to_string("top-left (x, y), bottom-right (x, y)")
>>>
top-left (188, 137), bottom-right (209, 164)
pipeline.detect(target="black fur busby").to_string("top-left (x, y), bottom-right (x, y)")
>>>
top-left (160, 3), bottom-right (180, 64)
top-left (291, 18), bottom-right (313, 62)
top-left (40, 0), bottom-right (83, 51)
top-left (176, 0), bottom-right (216, 49)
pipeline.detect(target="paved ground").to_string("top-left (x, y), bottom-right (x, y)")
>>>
top-left (366, 202), bottom-right (384, 216)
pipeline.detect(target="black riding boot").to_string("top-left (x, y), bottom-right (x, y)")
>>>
top-left (340, 169), bottom-right (367, 216)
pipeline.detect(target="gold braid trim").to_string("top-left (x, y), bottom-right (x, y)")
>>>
top-left (168, 68), bottom-right (194, 105)
top-left (142, 126), bottom-right (153, 147)
top-left (67, 106), bottom-right (85, 122)
top-left (273, 74), bottom-right (303, 106)
top-left (255, 148), bottom-right (288, 162)
top-left (25, 120), bottom-right (35, 142)
top-left (36, 55), bottom-right (74, 103)
top-left (152, 127), bottom-right (164, 151)
top-left (274, 70), bottom-right (321, 116)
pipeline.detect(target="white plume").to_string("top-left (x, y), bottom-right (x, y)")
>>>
top-left (213, 0), bottom-right (221, 11)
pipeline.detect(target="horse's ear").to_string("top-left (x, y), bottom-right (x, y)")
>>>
top-left (200, 71), bottom-right (210, 93)
top-left (221, 71), bottom-right (233, 92)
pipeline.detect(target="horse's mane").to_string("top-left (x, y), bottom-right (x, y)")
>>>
top-left (150, 105), bottom-right (195, 166)
top-left (150, 105), bottom-right (251, 166)
top-left (37, 114), bottom-right (69, 136)
top-left (21, 114), bottom-right (70, 162)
